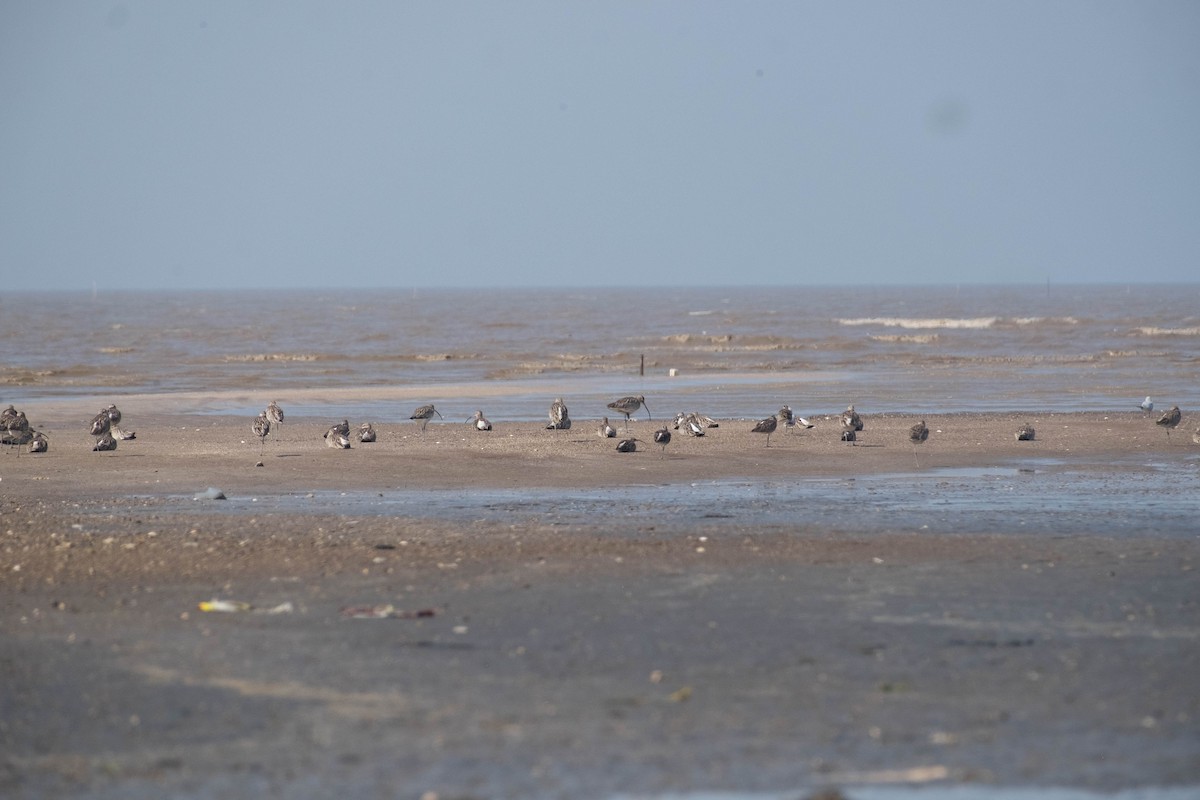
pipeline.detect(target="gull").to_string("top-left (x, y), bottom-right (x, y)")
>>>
top-left (598, 417), bottom-right (617, 438)
top-left (325, 425), bottom-right (351, 448)
top-left (607, 395), bottom-right (650, 429)
top-left (780, 405), bottom-right (814, 432)
top-left (1139, 397), bottom-right (1154, 418)
top-left (751, 413), bottom-right (779, 447)
top-left (469, 410), bottom-right (492, 431)
top-left (653, 426), bottom-right (671, 459)
top-left (410, 405), bottom-right (442, 435)
top-left (548, 398), bottom-right (570, 431)
top-left (1156, 406), bottom-right (1182, 441)
top-left (1015, 423), bottom-right (1036, 442)
top-left (357, 422), bottom-right (377, 442)
top-left (674, 412), bottom-right (705, 437)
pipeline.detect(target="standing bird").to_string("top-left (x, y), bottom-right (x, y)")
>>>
top-left (325, 425), bottom-right (351, 448)
top-left (357, 422), bottom-right (377, 443)
top-left (1139, 397), bottom-right (1154, 417)
top-left (1156, 405), bottom-right (1182, 441)
top-left (653, 426), bottom-right (671, 459)
top-left (607, 395), bottom-right (650, 429)
top-left (469, 410), bottom-right (492, 431)
top-left (252, 412), bottom-right (271, 457)
top-left (615, 438), bottom-right (638, 453)
top-left (909, 420), bottom-right (929, 466)
top-left (410, 405), bottom-right (442, 434)
top-left (751, 413), bottom-right (779, 447)
top-left (598, 417), bottom-right (617, 438)
top-left (1015, 423), bottom-right (1036, 442)
top-left (841, 405), bottom-right (864, 432)
top-left (548, 398), bottom-right (571, 431)
top-left (266, 400), bottom-right (285, 435)
top-left (3, 427), bottom-right (34, 456)
top-left (93, 432), bottom-right (117, 452)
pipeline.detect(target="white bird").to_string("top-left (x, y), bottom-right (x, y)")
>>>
top-left (1139, 397), bottom-right (1154, 417)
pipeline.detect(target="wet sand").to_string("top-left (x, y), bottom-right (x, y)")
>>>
top-left (2, 410), bottom-right (1198, 799)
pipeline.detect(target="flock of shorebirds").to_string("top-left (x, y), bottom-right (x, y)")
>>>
top-left (0, 396), bottom-right (1191, 459)
top-left (2, 402), bottom-right (137, 456)
top-left (233, 394), bottom-right (1194, 462)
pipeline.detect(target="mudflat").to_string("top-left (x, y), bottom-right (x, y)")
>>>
top-left (2, 410), bottom-right (1197, 799)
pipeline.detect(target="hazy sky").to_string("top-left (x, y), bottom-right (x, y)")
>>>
top-left (3, 2), bottom-right (1198, 290)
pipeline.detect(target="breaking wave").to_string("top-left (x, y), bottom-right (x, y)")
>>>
top-left (839, 317), bottom-right (998, 330)
top-left (1133, 326), bottom-right (1200, 337)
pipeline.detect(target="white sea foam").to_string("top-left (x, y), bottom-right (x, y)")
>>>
top-left (838, 317), bottom-right (998, 330)
top-left (1134, 326), bottom-right (1200, 336)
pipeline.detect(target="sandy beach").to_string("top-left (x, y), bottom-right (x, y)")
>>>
top-left (2, 410), bottom-right (1198, 799)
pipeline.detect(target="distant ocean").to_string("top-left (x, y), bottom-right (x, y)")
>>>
top-left (3, 285), bottom-right (1198, 421)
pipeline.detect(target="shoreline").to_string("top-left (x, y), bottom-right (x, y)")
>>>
top-left (2, 410), bottom-right (1198, 798)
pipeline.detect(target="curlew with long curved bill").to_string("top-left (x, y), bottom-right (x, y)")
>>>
top-left (325, 425), bottom-right (351, 448)
top-left (469, 410), bottom-right (492, 431)
top-left (608, 395), bottom-right (650, 429)
top-left (751, 413), bottom-right (779, 447)
top-left (357, 422), bottom-right (377, 443)
top-left (93, 432), bottom-right (117, 452)
top-left (615, 438), bottom-right (639, 453)
top-left (410, 405), bottom-right (442, 435)
top-left (548, 398), bottom-right (570, 431)
top-left (1156, 405), bottom-right (1182, 441)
